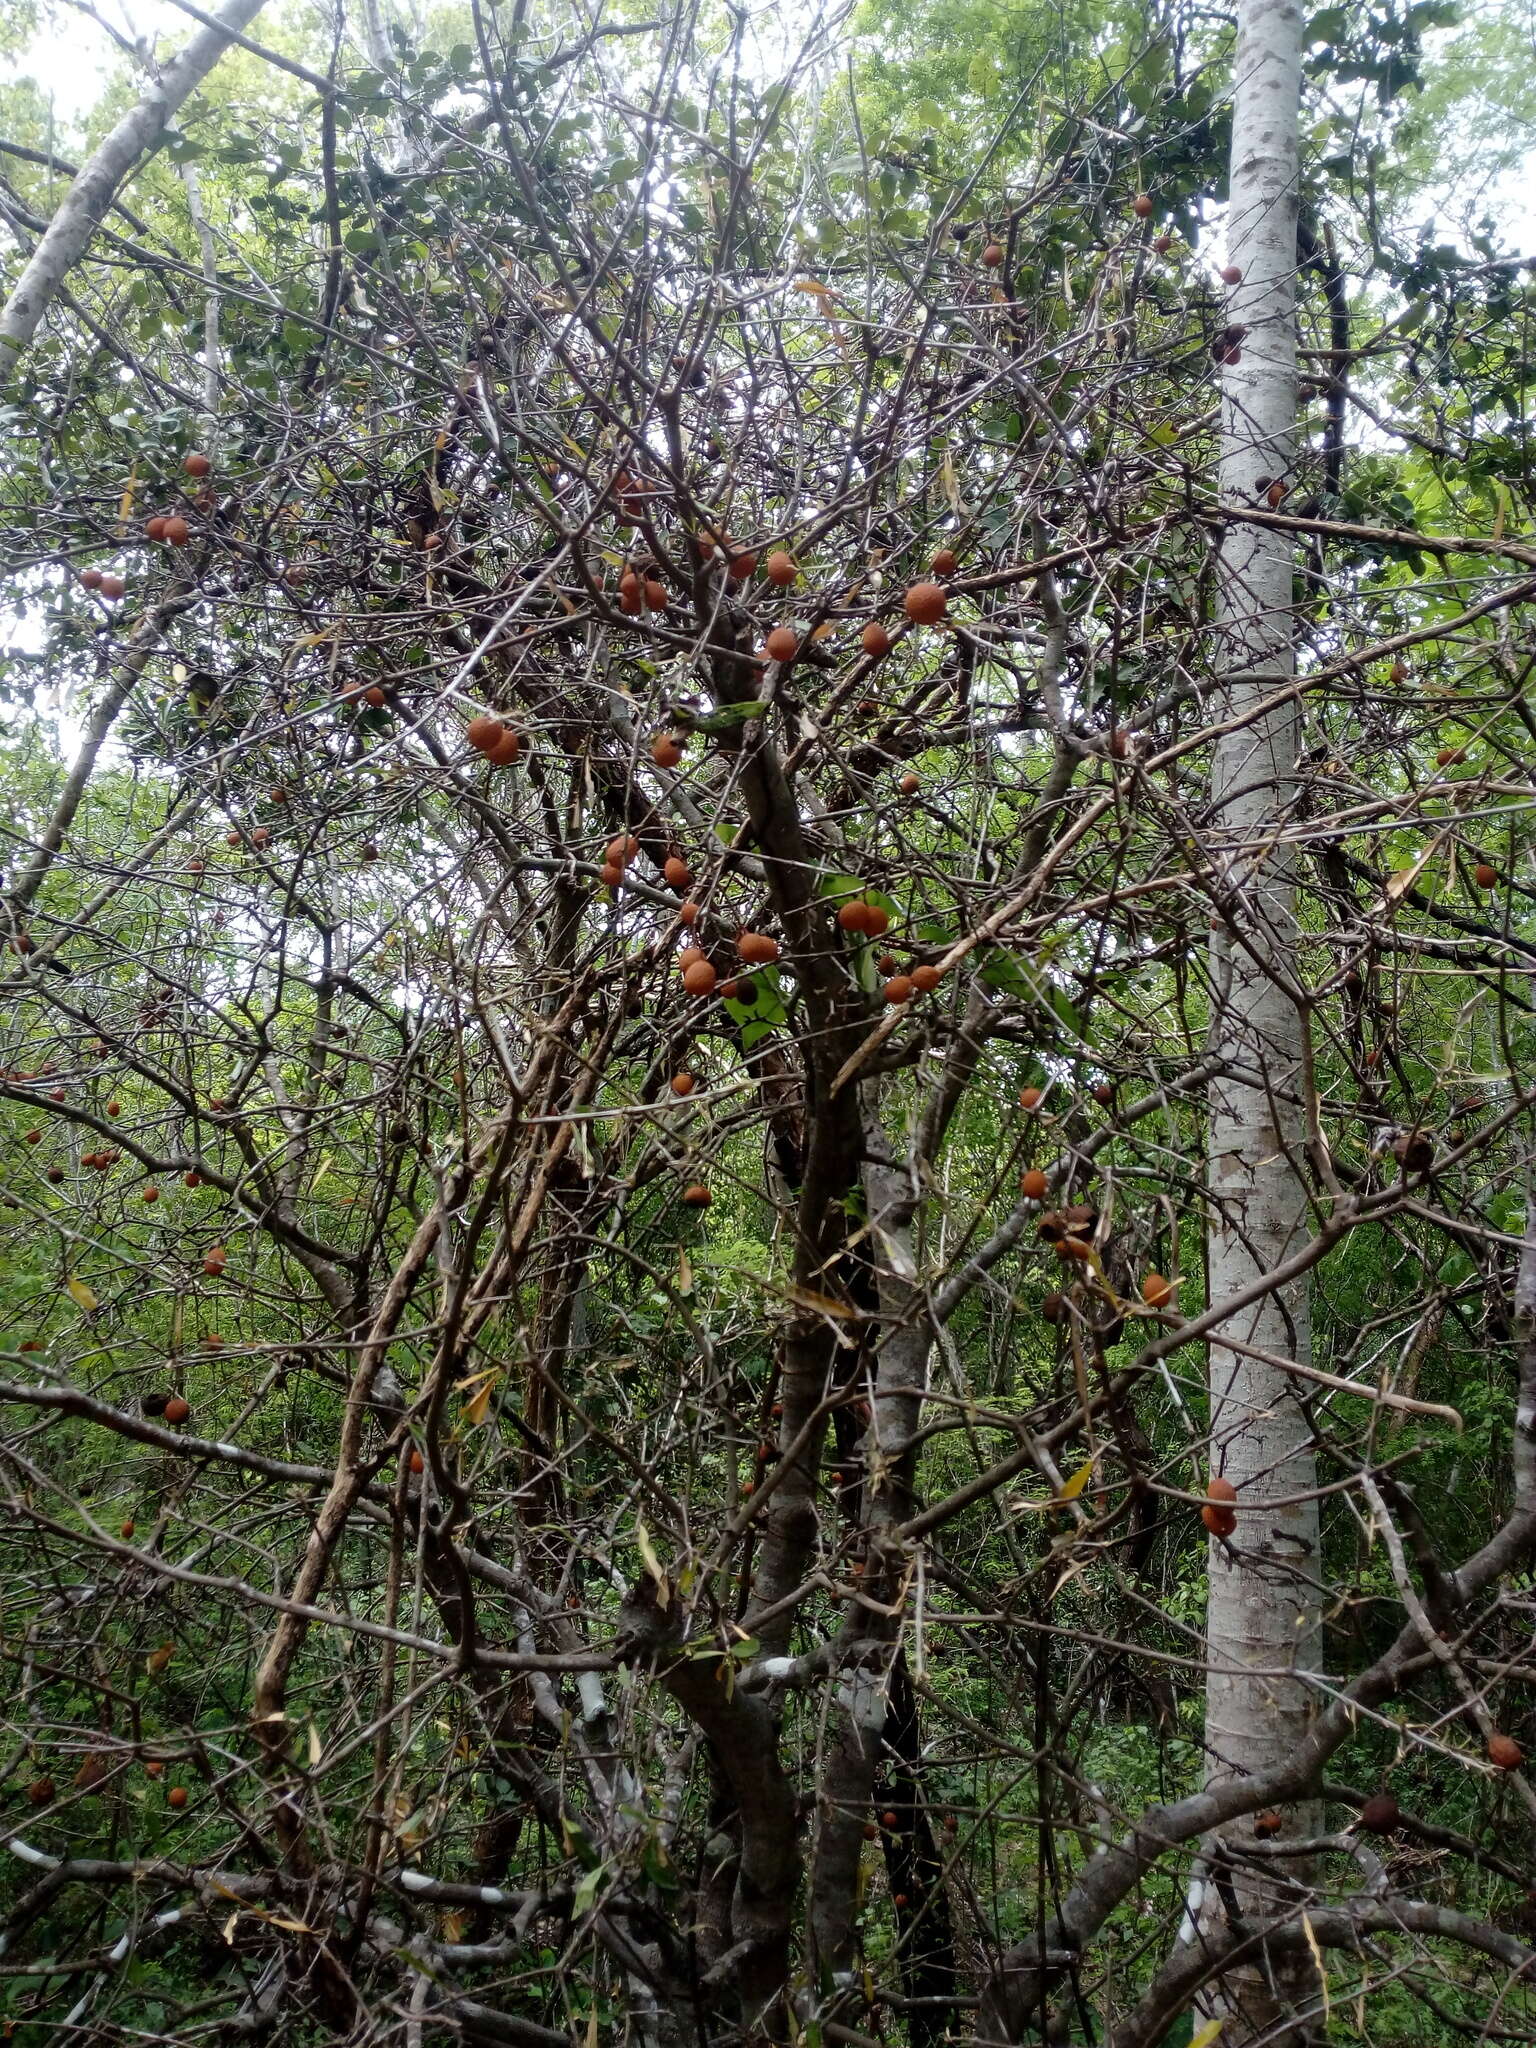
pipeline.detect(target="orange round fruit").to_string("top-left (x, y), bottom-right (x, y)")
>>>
top-left (1020, 1169), bottom-right (1048, 1200)
top-left (652, 733), bottom-right (685, 769)
top-left (1202, 1503), bottom-right (1237, 1537)
top-left (99, 574), bottom-right (125, 599)
top-left (884, 975), bottom-right (914, 1004)
top-left (1357, 1791), bottom-right (1399, 1833)
top-left (486, 729), bottom-right (521, 765)
top-left (1141, 1272), bottom-right (1174, 1309)
top-left (981, 243), bottom-right (1004, 267)
top-left (737, 932), bottom-right (779, 965)
top-left (1488, 1732), bottom-right (1524, 1771)
top-left (466, 716), bottom-right (504, 752)
top-left (167, 1785), bottom-right (189, 1809)
top-left (862, 621), bottom-right (890, 658)
top-left (163, 1395), bottom-right (190, 1425)
top-left (184, 452), bottom-right (212, 477)
top-left (1220, 264), bottom-right (1243, 285)
top-left (899, 774), bottom-right (920, 796)
top-left (162, 517), bottom-right (191, 547)
top-left (863, 904), bottom-right (890, 937)
top-left (664, 856), bottom-right (692, 888)
top-left (679, 947), bottom-right (705, 970)
top-left (683, 960), bottom-right (718, 997)
top-left (81, 568), bottom-right (103, 590)
top-left (766, 551), bottom-right (797, 586)
top-left (1019, 1086), bottom-right (1043, 1110)
top-left (931, 548), bottom-right (958, 577)
top-left (121, 1519), bottom-right (135, 1538)
top-left (184, 1172), bottom-right (201, 1188)
top-left (1474, 863), bottom-right (1499, 889)
top-left (679, 900), bottom-right (699, 926)
top-left (911, 964), bottom-right (942, 994)
top-left (1132, 193), bottom-right (1154, 218)
top-left (671, 1073), bottom-right (695, 1097)
top-left (643, 578), bottom-right (669, 611)
top-left (142, 1186), bottom-right (160, 1203)
top-left (1208, 1475), bottom-right (1237, 1505)
top-left (682, 1184), bottom-right (712, 1207)
top-left (409, 1448), bottom-right (425, 1474)
top-left (838, 900), bottom-right (873, 934)
top-left (765, 627), bottom-right (799, 663)
top-left (598, 863), bottom-right (624, 888)
top-left (146, 516), bottom-right (168, 541)
top-left (608, 835), bottom-right (640, 865)
top-left (903, 581), bottom-right (947, 625)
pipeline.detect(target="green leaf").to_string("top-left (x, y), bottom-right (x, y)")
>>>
top-left (689, 700), bottom-right (769, 733)
top-left (967, 54), bottom-right (1000, 98)
top-left (816, 872), bottom-right (868, 905)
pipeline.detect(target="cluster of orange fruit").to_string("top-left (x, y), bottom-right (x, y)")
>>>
top-left (76, 456), bottom-right (211, 591)
top-left (143, 513), bottom-right (192, 546)
top-left (466, 715), bottom-right (523, 766)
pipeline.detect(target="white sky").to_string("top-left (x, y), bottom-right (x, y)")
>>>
top-left (13, 2), bottom-right (1536, 251)
top-left (16, 12), bottom-right (1536, 270)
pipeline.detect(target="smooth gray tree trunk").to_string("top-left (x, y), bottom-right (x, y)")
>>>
top-left (1201, 1), bottom-right (1323, 2039)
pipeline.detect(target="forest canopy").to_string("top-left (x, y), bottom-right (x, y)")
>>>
top-left (1, 0), bottom-right (1535, 2044)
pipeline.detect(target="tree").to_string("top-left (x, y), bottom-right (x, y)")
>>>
top-left (1, 3), bottom-right (1534, 2043)
top-left (1200, 0), bottom-right (1322, 2037)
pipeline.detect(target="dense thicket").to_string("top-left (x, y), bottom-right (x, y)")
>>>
top-left (1, 1), bottom-right (1534, 2043)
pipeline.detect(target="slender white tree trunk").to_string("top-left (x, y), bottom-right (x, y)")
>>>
top-left (1202, 2), bottom-right (1322, 2039)
top-left (0, 0), bottom-right (270, 365)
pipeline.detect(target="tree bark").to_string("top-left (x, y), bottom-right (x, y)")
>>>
top-left (1201, 2), bottom-right (1323, 2039)
top-left (0, 0), bottom-right (271, 364)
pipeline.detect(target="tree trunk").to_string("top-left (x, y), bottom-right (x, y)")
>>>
top-left (0, 0), bottom-right (271, 363)
top-left (1202, 1), bottom-right (1323, 2039)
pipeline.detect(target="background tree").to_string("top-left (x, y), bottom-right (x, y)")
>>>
top-left (2, 1), bottom-right (1535, 2044)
